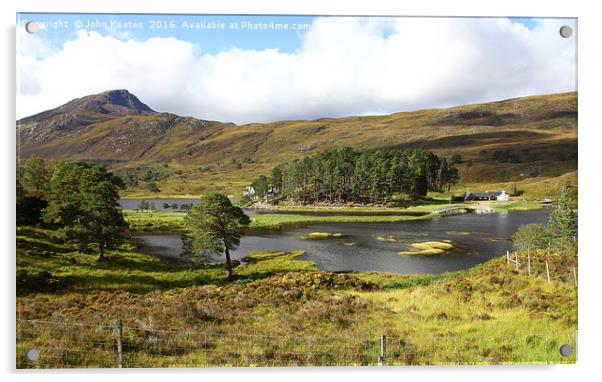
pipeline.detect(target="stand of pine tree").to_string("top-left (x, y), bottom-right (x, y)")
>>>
top-left (248, 148), bottom-right (459, 204)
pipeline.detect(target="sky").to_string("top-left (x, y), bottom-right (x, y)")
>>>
top-left (16, 14), bottom-right (577, 124)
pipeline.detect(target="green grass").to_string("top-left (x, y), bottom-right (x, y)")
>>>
top-left (489, 200), bottom-right (545, 212)
top-left (376, 235), bottom-right (401, 242)
top-left (450, 171), bottom-right (578, 202)
top-left (123, 210), bottom-right (186, 231)
top-left (398, 240), bottom-right (455, 256)
top-left (16, 226), bottom-right (577, 367)
top-left (301, 232), bottom-right (344, 240)
top-left (237, 251), bottom-right (316, 279)
top-left (16, 227), bottom-right (316, 295)
top-left (251, 212), bottom-right (436, 230)
top-left (354, 253), bottom-right (577, 364)
top-left (123, 209), bottom-right (436, 233)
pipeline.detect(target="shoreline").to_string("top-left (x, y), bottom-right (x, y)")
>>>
top-left (123, 202), bottom-right (547, 235)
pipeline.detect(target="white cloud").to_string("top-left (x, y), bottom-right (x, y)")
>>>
top-left (16, 17), bottom-right (576, 123)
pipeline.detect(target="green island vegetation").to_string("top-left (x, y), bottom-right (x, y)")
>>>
top-left (122, 209), bottom-right (436, 233)
top-left (376, 235), bottom-right (401, 242)
top-left (398, 240), bottom-right (455, 256)
top-left (300, 232), bottom-right (344, 240)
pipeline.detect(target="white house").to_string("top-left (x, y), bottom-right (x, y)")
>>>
top-left (243, 186), bottom-right (256, 199)
top-left (496, 190), bottom-right (509, 201)
top-left (463, 190), bottom-right (509, 201)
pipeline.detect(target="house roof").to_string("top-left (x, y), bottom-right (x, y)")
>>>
top-left (466, 191), bottom-right (504, 198)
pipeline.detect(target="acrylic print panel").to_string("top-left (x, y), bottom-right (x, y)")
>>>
top-left (16, 13), bottom-right (578, 368)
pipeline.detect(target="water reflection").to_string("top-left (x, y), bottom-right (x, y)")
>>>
top-left (132, 210), bottom-right (549, 275)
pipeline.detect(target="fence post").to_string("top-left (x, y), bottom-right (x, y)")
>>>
top-left (515, 253), bottom-right (519, 270)
top-left (573, 267), bottom-right (577, 287)
top-left (575, 330), bottom-right (579, 362)
top-left (115, 319), bottom-right (124, 368)
top-left (545, 262), bottom-right (551, 284)
top-left (506, 250), bottom-right (510, 265)
top-left (379, 335), bottom-right (386, 366)
top-left (527, 252), bottom-right (531, 276)
top-left (560, 238), bottom-right (564, 254)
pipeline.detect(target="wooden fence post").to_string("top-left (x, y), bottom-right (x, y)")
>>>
top-left (573, 267), bottom-right (578, 287)
top-left (545, 262), bottom-right (551, 284)
top-left (560, 238), bottom-right (564, 254)
top-left (527, 253), bottom-right (531, 276)
top-left (115, 319), bottom-right (124, 368)
top-left (506, 250), bottom-right (510, 265)
top-left (515, 253), bottom-right (519, 270)
top-left (379, 335), bottom-right (386, 366)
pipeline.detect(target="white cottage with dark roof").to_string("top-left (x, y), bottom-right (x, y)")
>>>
top-left (462, 190), bottom-right (509, 202)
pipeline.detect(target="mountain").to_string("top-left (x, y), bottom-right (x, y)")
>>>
top-left (21, 89), bottom-right (155, 123)
top-left (16, 90), bottom-right (577, 196)
top-left (18, 90), bottom-right (156, 146)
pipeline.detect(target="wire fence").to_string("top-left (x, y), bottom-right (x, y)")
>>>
top-left (16, 319), bottom-right (577, 368)
top-left (505, 249), bottom-right (578, 286)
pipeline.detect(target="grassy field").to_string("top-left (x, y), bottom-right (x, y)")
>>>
top-left (16, 226), bottom-right (577, 367)
top-left (123, 209), bottom-right (438, 232)
top-left (16, 227), bottom-right (323, 296)
top-left (449, 171), bottom-right (578, 202)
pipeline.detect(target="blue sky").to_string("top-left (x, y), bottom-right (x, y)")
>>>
top-left (17, 13), bottom-right (317, 55)
top-left (18, 13), bottom-right (542, 56)
top-left (16, 14), bottom-right (575, 123)
top-left (509, 17), bottom-right (539, 29)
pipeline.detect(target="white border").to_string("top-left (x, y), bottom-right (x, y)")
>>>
top-left (2, 1), bottom-right (601, 382)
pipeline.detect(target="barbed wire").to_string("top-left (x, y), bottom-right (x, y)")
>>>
top-left (16, 318), bottom-right (577, 369)
top-left (17, 319), bottom-right (573, 339)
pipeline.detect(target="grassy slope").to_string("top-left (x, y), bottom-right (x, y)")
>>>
top-left (16, 227), bottom-right (318, 295)
top-left (16, 227), bottom-right (577, 367)
top-left (130, 92), bottom-right (578, 198)
top-left (452, 171), bottom-right (578, 201)
top-left (19, 92), bottom-right (577, 198)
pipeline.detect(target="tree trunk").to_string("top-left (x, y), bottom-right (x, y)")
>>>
top-left (98, 242), bottom-right (105, 262)
top-left (224, 247), bottom-right (235, 281)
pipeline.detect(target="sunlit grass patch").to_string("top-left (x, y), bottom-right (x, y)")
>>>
top-left (490, 200), bottom-right (544, 212)
top-left (301, 232), bottom-right (344, 240)
top-left (399, 240), bottom-right (455, 256)
top-left (375, 235), bottom-right (401, 242)
top-left (238, 251), bottom-right (316, 279)
top-left (249, 213), bottom-right (434, 232)
top-left (124, 210), bottom-right (436, 233)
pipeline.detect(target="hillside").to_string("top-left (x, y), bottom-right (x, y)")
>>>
top-left (17, 90), bottom-right (577, 197)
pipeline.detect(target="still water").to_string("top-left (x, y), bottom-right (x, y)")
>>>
top-left (119, 198), bottom-right (200, 211)
top-left (131, 210), bottom-right (549, 275)
top-left (119, 198), bottom-right (421, 216)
